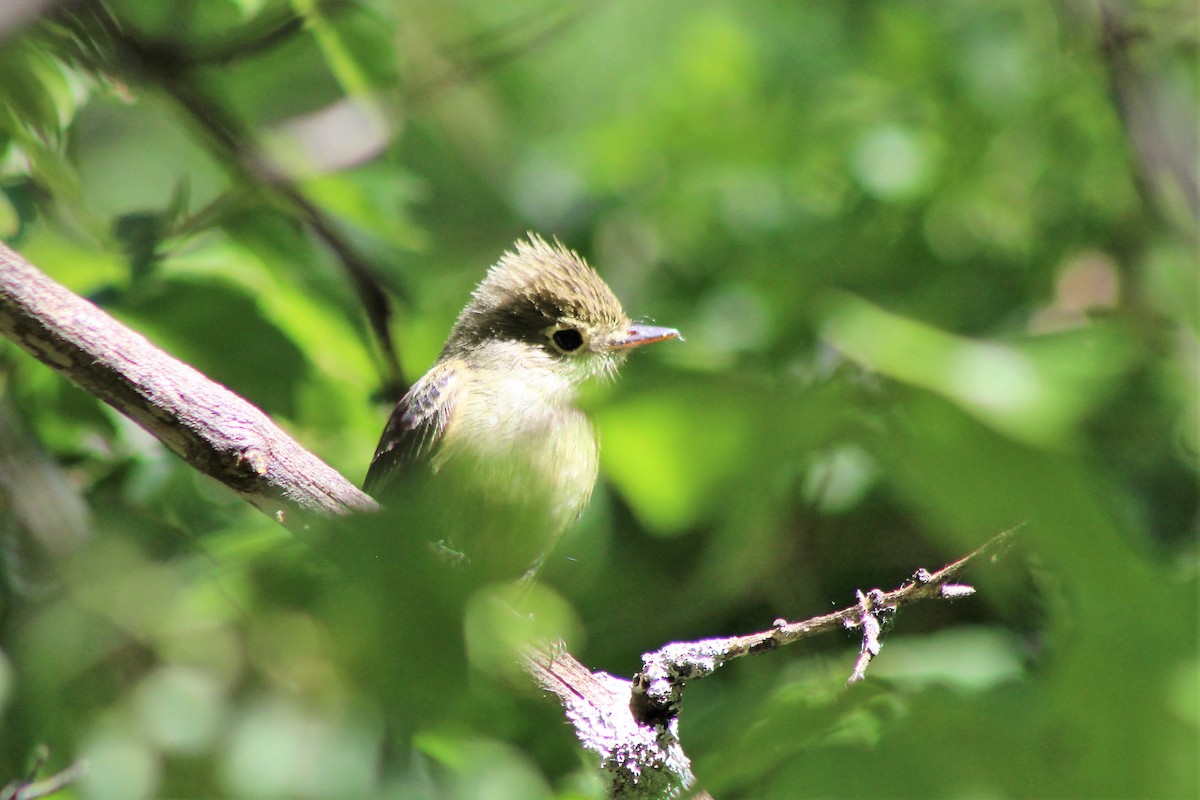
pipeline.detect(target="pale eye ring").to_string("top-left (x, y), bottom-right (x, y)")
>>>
top-left (550, 327), bottom-right (585, 352)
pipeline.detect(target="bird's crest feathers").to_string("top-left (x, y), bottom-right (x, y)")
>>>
top-left (460, 234), bottom-right (627, 339)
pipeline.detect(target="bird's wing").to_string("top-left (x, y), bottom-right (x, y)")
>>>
top-left (363, 361), bottom-right (462, 494)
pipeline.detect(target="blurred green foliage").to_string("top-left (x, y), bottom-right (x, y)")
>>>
top-left (0, 0), bottom-right (1196, 798)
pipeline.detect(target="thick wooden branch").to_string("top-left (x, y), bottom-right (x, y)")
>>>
top-left (0, 241), bottom-right (376, 521)
top-left (526, 646), bottom-right (696, 800)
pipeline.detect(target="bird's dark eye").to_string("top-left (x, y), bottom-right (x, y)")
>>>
top-left (552, 328), bottom-right (585, 352)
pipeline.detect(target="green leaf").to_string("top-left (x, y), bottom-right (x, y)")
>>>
top-left (822, 293), bottom-right (1137, 447)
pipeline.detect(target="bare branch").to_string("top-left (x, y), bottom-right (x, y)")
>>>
top-left (529, 527), bottom-right (1020, 798)
top-left (526, 645), bottom-right (694, 800)
top-left (846, 588), bottom-right (890, 684)
top-left (0, 241), bottom-right (376, 523)
top-left (632, 525), bottom-right (1019, 721)
top-left (0, 747), bottom-right (85, 800)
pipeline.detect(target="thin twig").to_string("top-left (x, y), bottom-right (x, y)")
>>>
top-left (529, 527), bottom-right (1021, 799)
top-left (404, 2), bottom-right (606, 106)
top-left (63, 1), bottom-right (409, 395)
top-left (1, 753), bottom-right (85, 800)
top-left (631, 524), bottom-right (1021, 722)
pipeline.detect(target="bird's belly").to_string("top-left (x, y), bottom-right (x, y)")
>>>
top-left (428, 407), bottom-right (598, 577)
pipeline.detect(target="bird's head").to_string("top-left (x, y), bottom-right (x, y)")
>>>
top-left (446, 235), bottom-right (680, 384)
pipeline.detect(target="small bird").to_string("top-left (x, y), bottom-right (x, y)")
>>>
top-left (365, 234), bottom-right (679, 579)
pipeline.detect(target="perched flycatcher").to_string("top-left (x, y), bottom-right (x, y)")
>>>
top-left (364, 234), bottom-right (679, 579)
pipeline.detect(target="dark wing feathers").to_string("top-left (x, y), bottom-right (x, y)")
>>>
top-left (363, 362), bottom-right (460, 494)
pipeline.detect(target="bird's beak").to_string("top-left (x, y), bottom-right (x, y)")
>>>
top-left (609, 324), bottom-right (682, 350)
